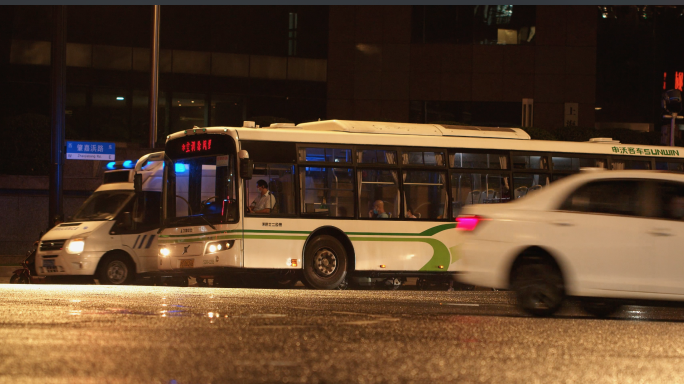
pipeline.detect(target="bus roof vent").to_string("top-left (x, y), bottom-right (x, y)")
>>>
top-left (296, 120), bottom-right (530, 139)
top-left (437, 125), bottom-right (530, 140)
top-left (270, 123), bottom-right (298, 128)
top-left (243, 121), bottom-right (256, 128)
top-left (297, 120), bottom-right (443, 136)
top-left (588, 137), bottom-right (620, 144)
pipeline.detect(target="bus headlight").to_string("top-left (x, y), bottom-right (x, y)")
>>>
top-left (159, 247), bottom-right (170, 257)
top-left (205, 240), bottom-right (234, 254)
top-left (66, 238), bottom-right (85, 254)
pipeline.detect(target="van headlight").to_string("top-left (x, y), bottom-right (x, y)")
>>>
top-left (205, 240), bottom-right (234, 254)
top-left (159, 247), bottom-right (170, 257)
top-left (66, 238), bottom-right (85, 254)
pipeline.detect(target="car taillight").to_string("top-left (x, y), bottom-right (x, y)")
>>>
top-left (456, 215), bottom-right (485, 231)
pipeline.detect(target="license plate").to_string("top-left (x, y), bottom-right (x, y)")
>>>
top-left (179, 259), bottom-right (194, 268)
top-left (43, 259), bottom-right (55, 267)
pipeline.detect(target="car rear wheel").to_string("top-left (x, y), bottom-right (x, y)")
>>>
top-left (512, 262), bottom-right (565, 317)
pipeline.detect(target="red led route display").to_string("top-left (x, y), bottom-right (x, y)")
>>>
top-left (181, 139), bottom-right (212, 153)
top-left (166, 134), bottom-right (235, 160)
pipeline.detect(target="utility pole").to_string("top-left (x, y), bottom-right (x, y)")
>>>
top-left (149, 5), bottom-right (160, 148)
top-left (49, 5), bottom-right (66, 228)
top-left (662, 89), bottom-right (683, 146)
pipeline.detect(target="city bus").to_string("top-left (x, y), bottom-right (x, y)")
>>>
top-left (156, 120), bottom-right (684, 289)
top-left (36, 152), bottom-right (164, 284)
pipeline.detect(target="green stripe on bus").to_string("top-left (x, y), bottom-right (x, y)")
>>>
top-left (159, 233), bottom-right (450, 271)
top-left (348, 236), bottom-right (451, 272)
top-left (159, 223), bottom-right (455, 239)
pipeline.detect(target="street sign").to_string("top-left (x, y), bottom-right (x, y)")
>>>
top-left (66, 141), bottom-right (115, 160)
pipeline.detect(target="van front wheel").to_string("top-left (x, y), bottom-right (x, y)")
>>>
top-left (98, 254), bottom-right (134, 285)
top-left (303, 235), bottom-right (347, 290)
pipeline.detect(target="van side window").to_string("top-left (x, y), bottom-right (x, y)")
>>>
top-left (134, 192), bottom-right (162, 231)
top-left (560, 180), bottom-right (643, 217)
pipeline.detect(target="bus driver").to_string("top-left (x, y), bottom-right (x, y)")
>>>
top-left (249, 179), bottom-right (276, 214)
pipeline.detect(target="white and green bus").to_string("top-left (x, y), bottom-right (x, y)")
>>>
top-left (157, 120), bottom-right (684, 289)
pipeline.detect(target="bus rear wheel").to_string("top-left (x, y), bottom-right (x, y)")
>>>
top-left (303, 235), bottom-right (347, 290)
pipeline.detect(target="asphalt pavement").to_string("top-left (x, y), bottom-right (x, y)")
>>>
top-left (2, 284), bottom-right (684, 384)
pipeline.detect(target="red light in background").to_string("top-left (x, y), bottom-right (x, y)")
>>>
top-left (676, 72), bottom-right (684, 92)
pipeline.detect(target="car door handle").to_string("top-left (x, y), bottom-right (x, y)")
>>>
top-left (551, 221), bottom-right (573, 226)
top-left (648, 229), bottom-right (673, 237)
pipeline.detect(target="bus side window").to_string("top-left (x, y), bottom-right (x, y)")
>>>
top-left (451, 173), bottom-right (511, 217)
top-left (358, 169), bottom-right (399, 219)
top-left (300, 167), bottom-right (354, 217)
top-left (403, 170), bottom-right (446, 219)
top-left (246, 164), bottom-right (296, 216)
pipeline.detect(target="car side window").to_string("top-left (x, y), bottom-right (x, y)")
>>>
top-left (655, 181), bottom-right (684, 221)
top-left (559, 179), bottom-right (643, 217)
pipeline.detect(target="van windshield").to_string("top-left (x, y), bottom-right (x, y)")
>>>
top-left (72, 191), bottom-right (134, 221)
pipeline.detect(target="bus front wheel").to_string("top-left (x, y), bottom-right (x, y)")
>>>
top-left (303, 235), bottom-right (348, 290)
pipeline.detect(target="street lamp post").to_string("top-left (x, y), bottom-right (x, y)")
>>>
top-left (49, 5), bottom-right (67, 228)
top-left (149, 5), bottom-right (160, 149)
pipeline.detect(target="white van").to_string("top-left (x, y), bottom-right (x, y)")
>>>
top-left (36, 152), bottom-right (164, 285)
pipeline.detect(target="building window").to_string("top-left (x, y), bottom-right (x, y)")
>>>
top-left (288, 12), bottom-right (298, 56)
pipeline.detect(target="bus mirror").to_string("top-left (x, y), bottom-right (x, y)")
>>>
top-left (240, 159), bottom-right (254, 179)
top-left (134, 173), bottom-right (143, 194)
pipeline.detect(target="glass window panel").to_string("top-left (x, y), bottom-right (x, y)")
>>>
top-left (357, 150), bottom-right (397, 164)
top-left (560, 180), bottom-right (643, 217)
top-left (169, 155), bottom-right (237, 224)
top-left (402, 151), bottom-right (445, 166)
top-left (512, 155), bottom-right (548, 170)
top-left (300, 167), bottom-right (354, 217)
top-left (246, 164), bottom-right (295, 216)
top-left (91, 88), bottom-right (129, 141)
top-left (298, 147), bottom-right (351, 163)
top-left (171, 92), bottom-right (206, 134)
top-left (403, 171), bottom-right (447, 219)
top-left (513, 173), bottom-right (550, 199)
top-left (211, 94), bottom-right (244, 127)
top-left (552, 157), bottom-right (606, 171)
top-left (656, 182), bottom-right (684, 220)
top-left (656, 162), bottom-right (684, 172)
top-left (358, 169), bottom-right (399, 219)
top-left (450, 152), bottom-right (507, 169)
top-left (451, 173), bottom-right (511, 217)
top-left (611, 159), bottom-right (651, 170)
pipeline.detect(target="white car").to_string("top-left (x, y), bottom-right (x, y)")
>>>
top-left (456, 169), bottom-right (684, 317)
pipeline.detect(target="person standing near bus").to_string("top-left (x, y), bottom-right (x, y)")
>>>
top-left (369, 200), bottom-right (389, 218)
top-left (249, 180), bottom-right (276, 214)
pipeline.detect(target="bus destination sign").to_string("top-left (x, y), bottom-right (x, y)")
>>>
top-left (66, 141), bottom-right (115, 160)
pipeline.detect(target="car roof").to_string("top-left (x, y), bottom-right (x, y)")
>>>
top-left (505, 170), bottom-right (684, 211)
top-left (571, 169), bottom-right (684, 182)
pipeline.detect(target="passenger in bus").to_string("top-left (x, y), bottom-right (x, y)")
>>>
top-left (406, 207), bottom-right (419, 219)
top-left (369, 200), bottom-right (389, 219)
top-left (248, 179), bottom-right (276, 214)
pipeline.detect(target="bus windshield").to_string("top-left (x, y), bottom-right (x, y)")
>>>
top-left (165, 153), bottom-right (238, 226)
top-left (72, 191), bottom-right (134, 221)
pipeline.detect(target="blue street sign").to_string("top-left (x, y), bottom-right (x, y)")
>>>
top-left (66, 141), bottom-right (116, 161)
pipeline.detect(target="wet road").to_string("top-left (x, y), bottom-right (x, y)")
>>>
top-left (2, 285), bottom-right (684, 384)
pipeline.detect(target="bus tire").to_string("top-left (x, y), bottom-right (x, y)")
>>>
top-left (97, 253), bottom-right (135, 285)
top-left (303, 235), bottom-right (347, 290)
